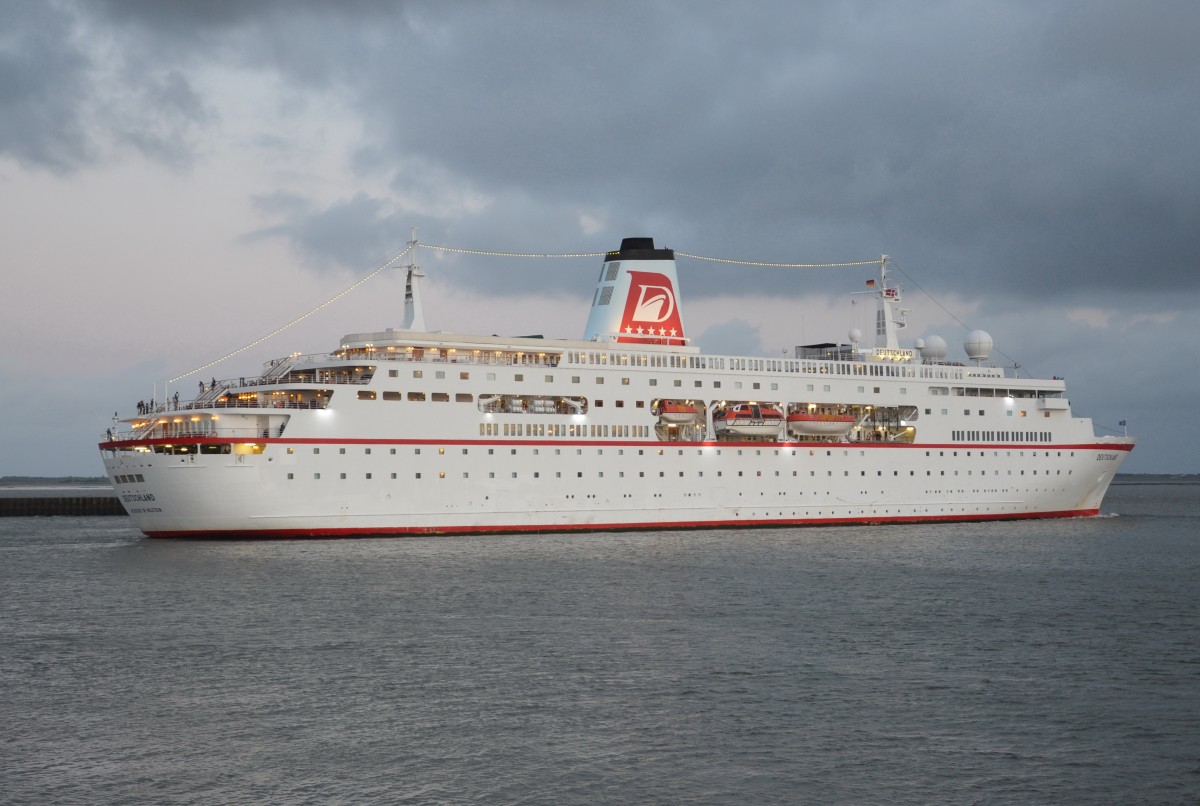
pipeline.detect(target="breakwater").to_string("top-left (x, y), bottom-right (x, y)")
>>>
top-left (0, 497), bottom-right (126, 516)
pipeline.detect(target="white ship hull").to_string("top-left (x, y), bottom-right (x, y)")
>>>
top-left (99, 237), bottom-right (1134, 538)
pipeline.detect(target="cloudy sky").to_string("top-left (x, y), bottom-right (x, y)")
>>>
top-left (2, 0), bottom-right (1197, 475)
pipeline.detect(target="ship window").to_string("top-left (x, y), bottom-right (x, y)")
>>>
top-left (752, 383), bottom-right (760, 390)
top-left (388, 370), bottom-right (398, 377)
top-left (456, 393), bottom-right (473, 403)
top-left (515, 374), bottom-right (523, 382)
top-left (287, 447), bottom-right (294, 454)
top-left (390, 473), bottom-right (397, 479)
top-left (313, 448), bottom-right (319, 454)
top-left (432, 392), bottom-right (449, 402)
top-left (572, 376), bottom-right (580, 383)
top-left (460, 372), bottom-right (470, 380)
top-left (365, 473), bottom-right (372, 479)
top-left (340, 473), bottom-right (346, 479)
top-left (979, 410), bottom-right (985, 416)
top-left (488, 373), bottom-right (496, 381)
top-left (383, 391), bottom-right (402, 401)
top-left (596, 377), bottom-right (604, 384)
top-left (674, 380), bottom-right (682, 387)
top-left (622, 377), bottom-right (630, 385)
top-left (415, 473), bottom-right (421, 479)
top-left (287, 473), bottom-right (293, 479)
top-left (408, 392), bottom-right (426, 401)
top-left (314, 473), bottom-right (320, 479)
top-left (713, 381), bottom-right (721, 389)
top-left (365, 448), bottom-right (371, 455)
top-left (413, 370), bottom-right (423, 378)
top-left (357, 390), bottom-right (376, 400)
top-left (649, 379), bottom-right (657, 386)
top-left (390, 448), bottom-right (396, 454)
top-left (339, 448), bottom-right (346, 454)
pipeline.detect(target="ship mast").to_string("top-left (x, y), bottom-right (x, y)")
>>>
top-left (401, 227), bottom-right (426, 331)
top-left (874, 255), bottom-right (908, 349)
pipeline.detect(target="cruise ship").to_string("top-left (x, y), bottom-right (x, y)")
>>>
top-left (99, 237), bottom-right (1134, 537)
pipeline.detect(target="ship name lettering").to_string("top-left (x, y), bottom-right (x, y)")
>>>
top-left (1096, 453), bottom-right (1118, 461)
top-left (121, 492), bottom-right (157, 503)
top-left (873, 348), bottom-right (913, 361)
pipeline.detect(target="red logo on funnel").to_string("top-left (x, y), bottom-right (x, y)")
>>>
top-left (618, 271), bottom-right (685, 345)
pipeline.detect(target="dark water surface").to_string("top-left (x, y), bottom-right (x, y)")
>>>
top-left (3, 482), bottom-right (1198, 804)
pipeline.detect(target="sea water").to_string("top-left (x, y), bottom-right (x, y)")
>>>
top-left (2, 480), bottom-right (1197, 804)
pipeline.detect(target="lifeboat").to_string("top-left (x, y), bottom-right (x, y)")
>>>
top-left (786, 412), bottom-right (856, 437)
top-left (653, 399), bottom-right (703, 424)
top-left (712, 403), bottom-right (784, 437)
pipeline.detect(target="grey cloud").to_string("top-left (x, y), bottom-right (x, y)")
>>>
top-left (109, 68), bottom-right (214, 167)
top-left (245, 192), bottom-right (409, 271)
top-left (18, 1), bottom-right (1200, 307)
top-left (694, 320), bottom-right (766, 358)
top-left (0, 3), bottom-right (94, 171)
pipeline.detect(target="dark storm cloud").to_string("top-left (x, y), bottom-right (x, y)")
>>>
top-left (0, 3), bottom-right (94, 170)
top-left (245, 192), bottom-right (408, 271)
top-left (15, 1), bottom-right (1200, 306)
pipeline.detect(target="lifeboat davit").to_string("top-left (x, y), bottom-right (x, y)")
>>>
top-left (653, 400), bottom-right (703, 424)
top-left (713, 403), bottom-right (784, 437)
top-left (786, 412), bottom-right (856, 437)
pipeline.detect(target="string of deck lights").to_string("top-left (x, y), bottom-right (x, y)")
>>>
top-left (420, 242), bottom-right (882, 268)
top-left (419, 243), bottom-right (609, 259)
top-left (169, 239), bottom-right (880, 383)
top-left (168, 243), bottom-right (415, 383)
top-left (674, 252), bottom-right (883, 268)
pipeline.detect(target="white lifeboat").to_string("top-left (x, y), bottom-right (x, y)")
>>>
top-left (712, 403), bottom-right (784, 437)
top-left (653, 399), bottom-right (703, 424)
top-left (786, 412), bottom-right (856, 437)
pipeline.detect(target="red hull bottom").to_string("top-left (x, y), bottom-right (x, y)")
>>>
top-left (144, 508), bottom-right (1103, 539)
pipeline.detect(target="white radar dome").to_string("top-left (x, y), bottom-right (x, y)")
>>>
top-left (849, 328), bottom-right (863, 344)
top-left (922, 335), bottom-right (947, 361)
top-left (914, 338), bottom-right (926, 350)
top-left (964, 330), bottom-right (993, 362)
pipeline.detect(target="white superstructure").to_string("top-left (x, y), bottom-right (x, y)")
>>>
top-left (100, 237), bottom-right (1134, 538)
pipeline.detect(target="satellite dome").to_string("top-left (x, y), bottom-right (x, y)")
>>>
top-left (849, 328), bottom-right (863, 344)
top-left (914, 338), bottom-right (926, 350)
top-left (922, 335), bottom-right (947, 361)
top-left (964, 330), bottom-right (993, 362)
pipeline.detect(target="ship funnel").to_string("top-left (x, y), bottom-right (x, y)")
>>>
top-left (582, 237), bottom-right (686, 345)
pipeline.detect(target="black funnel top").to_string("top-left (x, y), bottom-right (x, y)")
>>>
top-left (609, 237), bottom-right (674, 261)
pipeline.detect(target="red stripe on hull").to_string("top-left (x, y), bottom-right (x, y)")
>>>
top-left (144, 508), bottom-right (1102, 539)
top-left (101, 437), bottom-right (1135, 452)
